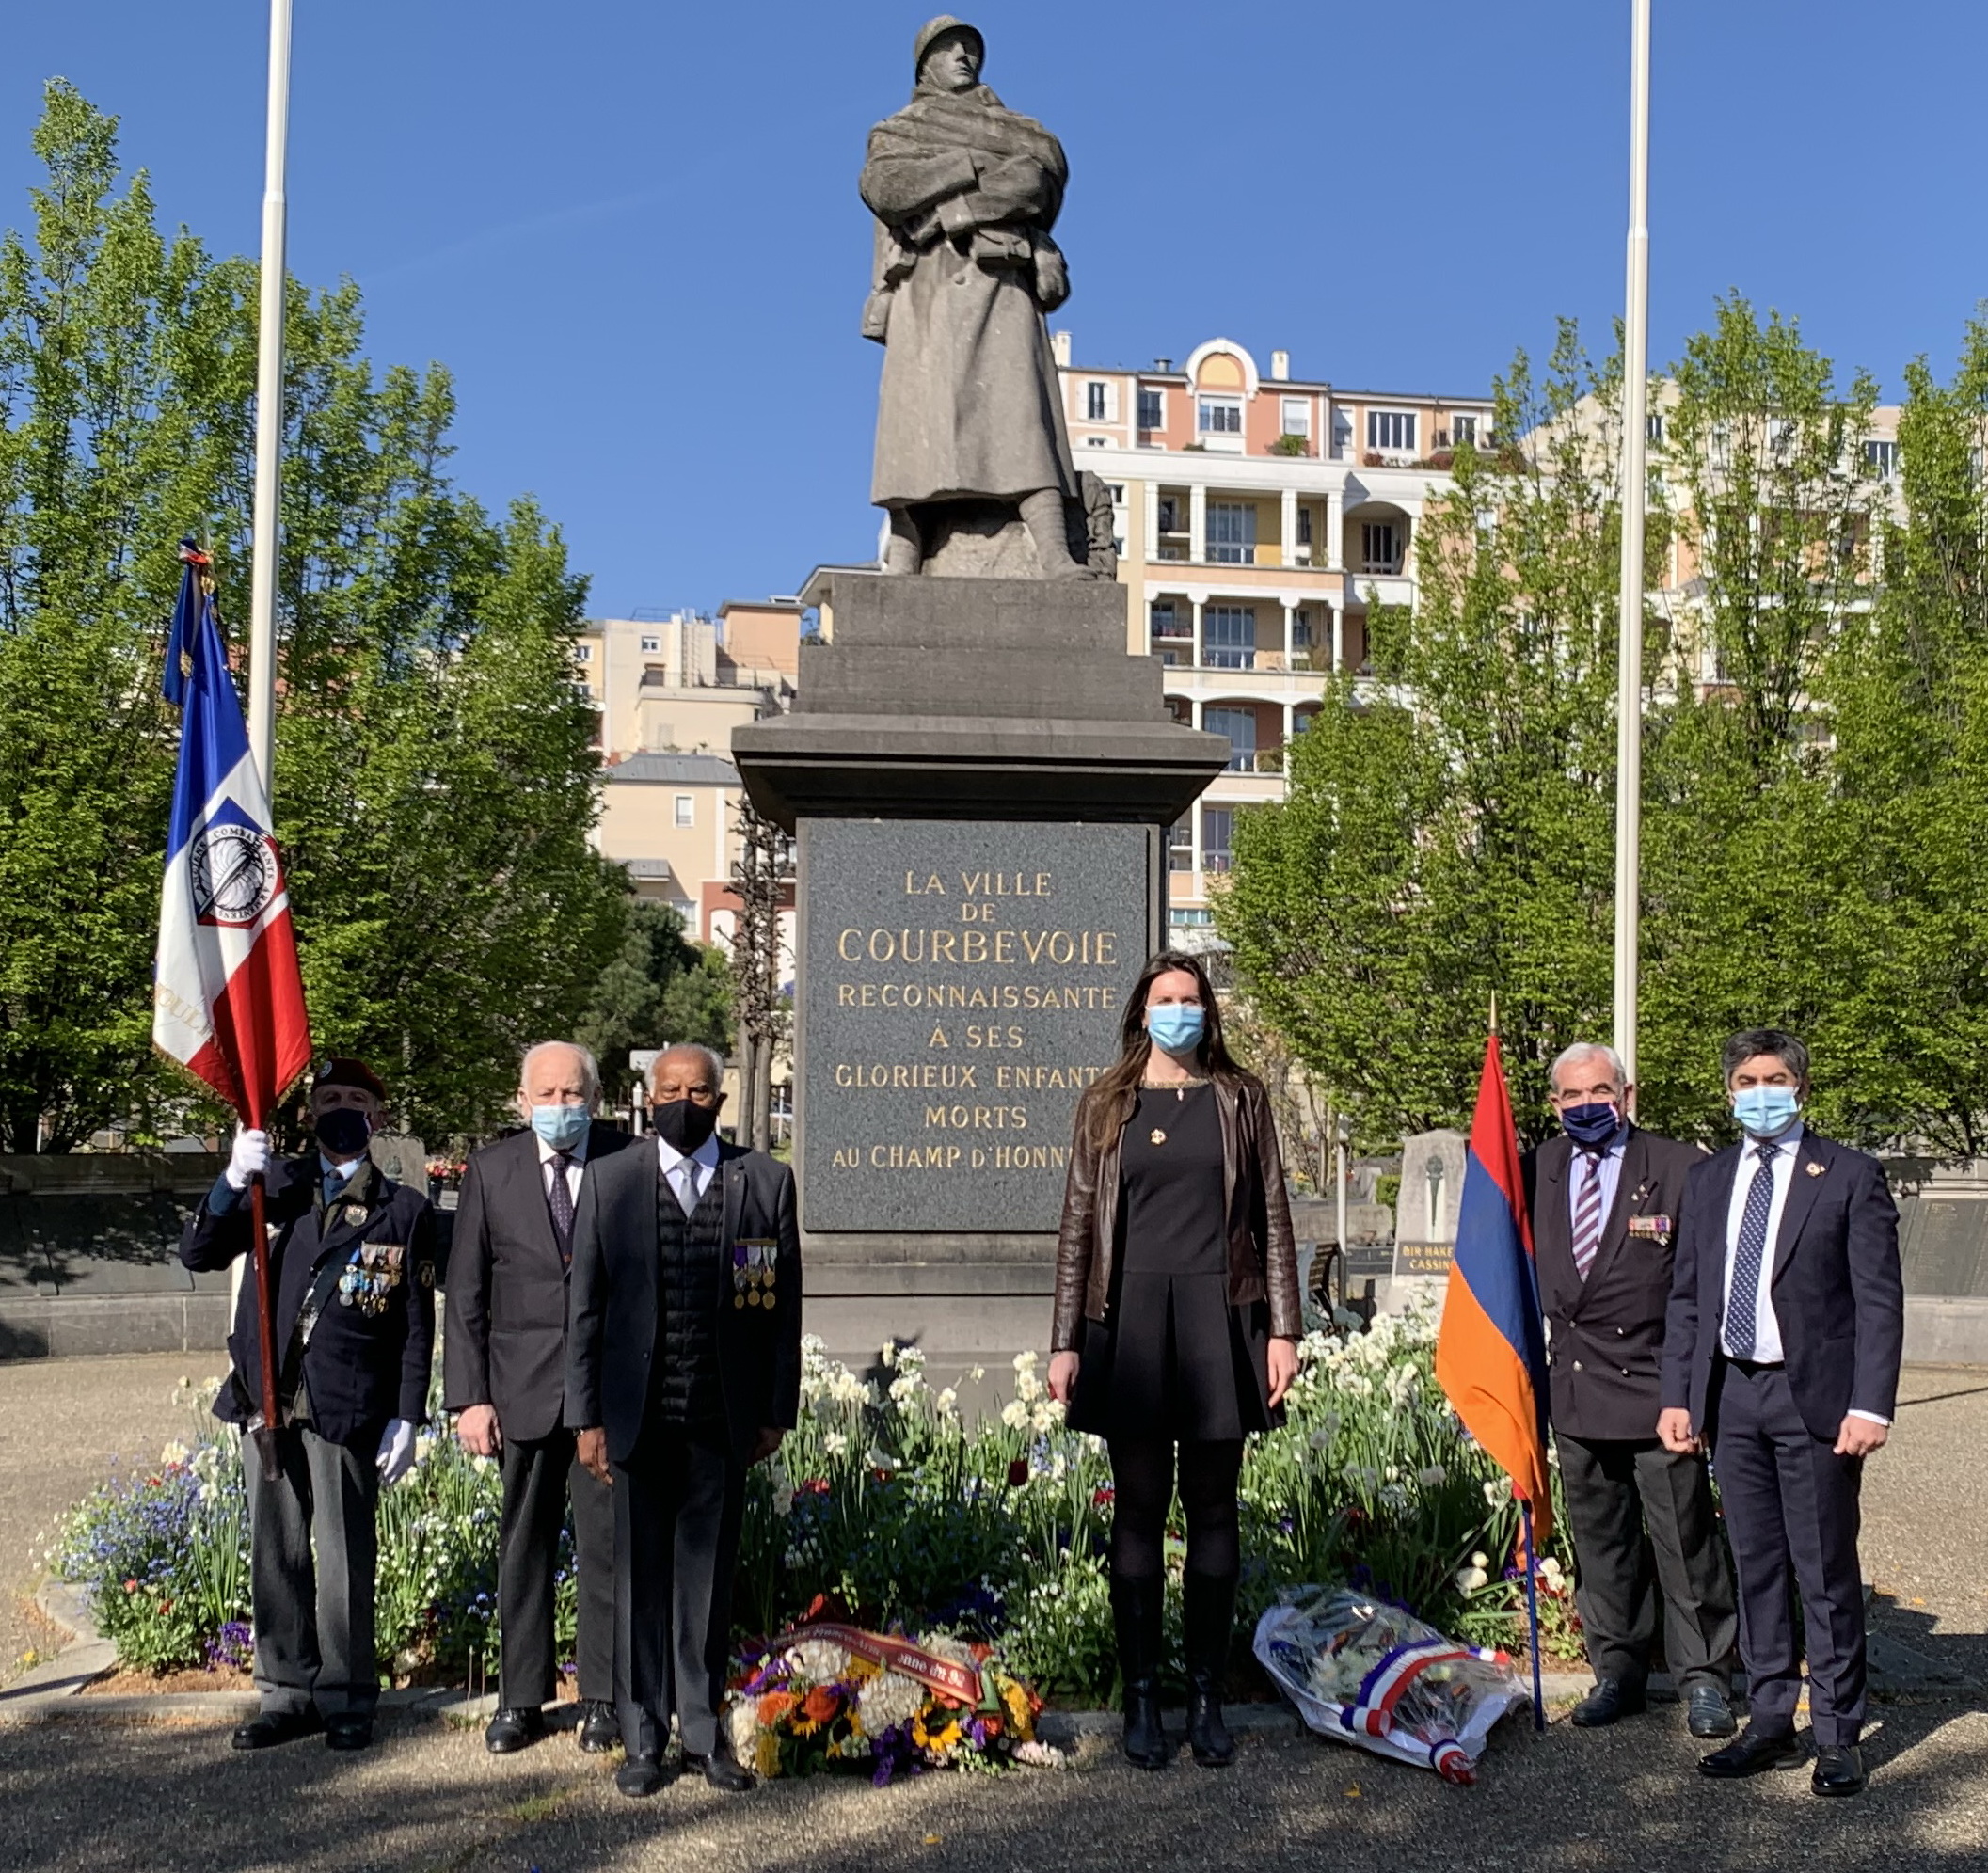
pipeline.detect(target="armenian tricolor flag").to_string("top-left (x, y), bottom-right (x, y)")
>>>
top-left (1435, 1025), bottom-right (1552, 1544)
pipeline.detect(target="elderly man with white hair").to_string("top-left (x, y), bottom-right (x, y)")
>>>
top-left (1520, 1040), bottom-right (1738, 1739)
top-left (445, 1040), bottom-right (632, 1756)
top-left (566, 1042), bottom-right (802, 1799)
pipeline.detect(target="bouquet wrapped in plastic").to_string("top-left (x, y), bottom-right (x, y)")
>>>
top-left (1252, 1587), bottom-right (1526, 1784)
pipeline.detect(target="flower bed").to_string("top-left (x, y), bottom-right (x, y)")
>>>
top-left (52, 1310), bottom-right (1581, 1708)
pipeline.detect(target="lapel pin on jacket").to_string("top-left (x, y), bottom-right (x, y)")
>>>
top-left (1805, 1161), bottom-right (1826, 1177)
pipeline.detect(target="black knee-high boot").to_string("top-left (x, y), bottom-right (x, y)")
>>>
top-left (1110, 1574), bottom-right (1170, 1769)
top-left (1183, 1570), bottom-right (1238, 1767)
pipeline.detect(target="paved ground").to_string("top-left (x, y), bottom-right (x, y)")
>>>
top-left (0, 1354), bottom-right (221, 1689)
top-left (0, 1357), bottom-right (1981, 1872)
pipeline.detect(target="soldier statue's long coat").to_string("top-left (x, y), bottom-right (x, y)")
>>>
top-left (861, 67), bottom-right (1079, 510)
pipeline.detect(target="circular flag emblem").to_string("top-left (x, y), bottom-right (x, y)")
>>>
top-left (189, 822), bottom-right (279, 927)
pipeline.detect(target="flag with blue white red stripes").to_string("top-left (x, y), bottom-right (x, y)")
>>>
top-left (152, 542), bottom-right (311, 1124)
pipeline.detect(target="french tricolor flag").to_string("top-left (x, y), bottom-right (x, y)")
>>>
top-left (152, 544), bottom-right (312, 1126)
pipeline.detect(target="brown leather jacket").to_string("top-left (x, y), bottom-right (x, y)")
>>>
top-left (1052, 1072), bottom-right (1302, 1352)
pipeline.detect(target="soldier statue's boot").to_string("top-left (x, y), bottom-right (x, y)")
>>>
top-left (1182, 1569), bottom-right (1239, 1768)
top-left (1019, 488), bottom-right (1093, 580)
top-left (883, 507), bottom-right (924, 575)
top-left (1110, 1573), bottom-right (1171, 1770)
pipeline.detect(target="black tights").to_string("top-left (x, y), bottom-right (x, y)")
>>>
top-left (1105, 1436), bottom-right (1243, 1581)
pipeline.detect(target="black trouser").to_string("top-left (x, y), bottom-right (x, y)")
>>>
top-left (1710, 1359), bottom-right (1869, 1746)
top-left (615, 1420), bottom-right (744, 1759)
top-left (244, 1423), bottom-right (379, 1720)
top-left (1556, 1431), bottom-right (1737, 1692)
top-left (1105, 1436), bottom-right (1243, 1581)
top-left (497, 1428), bottom-right (615, 1709)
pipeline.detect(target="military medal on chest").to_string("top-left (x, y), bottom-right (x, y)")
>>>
top-left (733, 1239), bottom-right (777, 1309)
top-left (339, 1241), bottom-right (406, 1316)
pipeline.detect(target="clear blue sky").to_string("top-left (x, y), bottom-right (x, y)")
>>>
top-left (9, 3), bottom-right (1987, 617)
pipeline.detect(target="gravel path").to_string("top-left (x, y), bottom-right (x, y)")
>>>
top-left (0, 1357), bottom-right (1981, 1870)
top-left (0, 1354), bottom-right (225, 1689)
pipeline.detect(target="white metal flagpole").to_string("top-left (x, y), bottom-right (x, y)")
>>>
top-left (246, 0), bottom-right (294, 799)
top-left (1613, 0), bottom-right (1651, 1087)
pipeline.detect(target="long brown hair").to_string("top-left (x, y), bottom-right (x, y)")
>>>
top-left (1079, 949), bottom-right (1245, 1151)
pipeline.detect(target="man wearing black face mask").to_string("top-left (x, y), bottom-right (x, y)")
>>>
top-left (565, 1043), bottom-right (801, 1799)
top-left (1520, 1042), bottom-right (1737, 1739)
top-left (181, 1056), bottom-right (437, 1754)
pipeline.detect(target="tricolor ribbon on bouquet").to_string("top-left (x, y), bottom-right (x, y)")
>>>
top-left (777, 1618), bottom-right (995, 1710)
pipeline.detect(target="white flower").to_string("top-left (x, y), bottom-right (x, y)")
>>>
top-left (724, 1700), bottom-right (760, 1758)
top-left (790, 1637), bottom-right (851, 1680)
top-left (856, 1669), bottom-right (924, 1734)
top-left (887, 1373), bottom-right (921, 1405)
top-left (771, 1485), bottom-right (794, 1517)
top-left (1014, 1740), bottom-right (1065, 1770)
top-left (1470, 1551), bottom-right (1489, 1569)
top-left (1013, 1350), bottom-right (1039, 1373)
top-left (159, 1440), bottom-right (190, 1468)
top-left (934, 1388), bottom-right (959, 1417)
top-left (1455, 1563), bottom-right (1490, 1594)
top-left (1539, 1556), bottom-right (1566, 1586)
top-left (999, 1401), bottom-right (1028, 1431)
top-left (1029, 1400), bottom-right (1064, 1436)
top-left (1483, 1476), bottom-right (1511, 1507)
top-left (969, 1365), bottom-right (986, 1382)
top-left (823, 1431), bottom-right (849, 1458)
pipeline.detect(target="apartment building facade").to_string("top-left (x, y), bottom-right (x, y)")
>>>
top-left (1051, 335), bottom-right (1492, 937)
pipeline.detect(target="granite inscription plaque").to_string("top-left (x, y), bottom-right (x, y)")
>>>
top-left (799, 817), bottom-right (1152, 1233)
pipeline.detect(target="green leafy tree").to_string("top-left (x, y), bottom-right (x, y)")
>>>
top-left (0, 82), bottom-right (624, 1148)
top-left (574, 900), bottom-right (735, 1103)
top-left (1220, 329), bottom-right (1644, 1147)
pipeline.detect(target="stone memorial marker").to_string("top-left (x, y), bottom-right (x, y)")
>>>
top-left (731, 18), bottom-right (1227, 1365)
top-left (1391, 1127), bottom-right (1468, 1284)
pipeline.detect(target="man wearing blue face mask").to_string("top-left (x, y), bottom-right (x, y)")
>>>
top-left (1522, 1043), bottom-right (1737, 1739)
top-left (1661, 1028), bottom-right (1903, 1797)
top-left (444, 1040), bottom-right (630, 1756)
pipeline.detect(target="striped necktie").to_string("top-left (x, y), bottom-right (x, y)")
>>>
top-left (1723, 1141), bottom-right (1779, 1359)
top-left (1570, 1150), bottom-right (1606, 1280)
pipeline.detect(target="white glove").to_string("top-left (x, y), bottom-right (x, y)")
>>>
top-left (225, 1127), bottom-right (270, 1192)
top-left (375, 1418), bottom-right (417, 1485)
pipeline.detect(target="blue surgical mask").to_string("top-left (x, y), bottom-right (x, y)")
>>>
top-left (1732, 1085), bottom-right (1801, 1138)
top-left (1147, 1005), bottom-right (1207, 1056)
top-left (1559, 1102), bottom-right (1623, 1149)
top-left (530, 1103), bottom-right (591, 1151)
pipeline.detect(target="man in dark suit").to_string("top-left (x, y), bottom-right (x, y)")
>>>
top-left (1524, 1042), bottom-right (1738, 1738)
top-left (1661, 1028), bottom-right (1904, 1797)
top-left (568, 1043), bottom-right (801, 1800)
top-left (181, 1056), bottom-right (436, 1754)
top-left (445, 1040), bottom-right (629, 1755)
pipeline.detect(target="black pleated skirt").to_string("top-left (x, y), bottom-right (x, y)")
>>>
top-left (1067, 1271), bottom-right (1270, 1442)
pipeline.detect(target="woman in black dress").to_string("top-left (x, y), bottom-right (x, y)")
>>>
top-left (1048, 950), bottom-right (1300, 1770)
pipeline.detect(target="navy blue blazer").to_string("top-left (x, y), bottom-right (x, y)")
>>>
top-left (565, 1137), bottom-right (801, 1466)
top-left (1661, 1130), bottom-right (1903, 1442)
top-left (181, 1154), bottom-right (437, 1448)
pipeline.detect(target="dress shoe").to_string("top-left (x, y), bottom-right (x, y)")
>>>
top-left (615, 1753), bottom-right (666, 1799)
top-left (484, 1706), bottom-right (545, 1754)
top-left (686, 1751), bottom-right (754, 1793)
top-left (231, 1707), bottom-right (323, 1752)
top-left (1811, 1743), bottom-right (1867, 1797)
top-left (1698, 1725), bottom-right (1808, 1779)
top-left (1686, 1686), bottom-right (1739, 1739)
top-left (1110, 1574), bottom-right (1172, 1770)
top-left (1569, 1678), bottom-right (1646, 1728)
top-left (576, 1700), bottom-right (620, 1754)
top-left (325, 1714), bottom-right (374, 1752)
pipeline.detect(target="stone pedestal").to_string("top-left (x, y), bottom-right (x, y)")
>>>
top-left (732, 572), bottom-right (1226, 1376)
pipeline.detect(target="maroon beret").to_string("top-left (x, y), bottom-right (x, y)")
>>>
top-left (314, 1056), bottom-right (386, 1102)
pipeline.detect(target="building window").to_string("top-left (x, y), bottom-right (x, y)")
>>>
top-left (1203, 609), bottom-right (1256, 671)
top-left (1646, 412), bottom-right (1664, 444)
top-left (1205, 707), bottom-right (1257, 772)
top-left (1198, 396), bottom-right (1242, 435)
top-left (1138, 388), bottom-right (1163, 432)
top-left (674, 795), bottom-right (694, 828)
top-left (1085, 436), bottom-right (1107, 448)
top-left (1168, 818), bottom-right (1193, 872)
top-left (1296, 507), bottom-right (1313, 548)
top-left (1864, 438), bottom-right (1899, 478)
top-left (1292, 608), bottom-right (1312, 650)
top-left (572, 643), bottom-right (593, 663)
top-left (1086, 381), bottom-right (1108, 421)
top-left (1360, 522), bottom-right (1403, 574)
top-left (1450, 413), bottom-right (1477, 446)
top-left (1201, 805), bottom-right (1234, 871)
top-left (1207, 502), bottom-right (1257, 564)
top-left (640, 635), bottom-right (661, 653)
top-left (1169, 906), bottom-right (1215, 928)
top-left (1367, 409), bottom-right (1417, 453)
top-left (1149, 600), bottom-right (1190, 665)
top-left (1156, 496), bottom-right (1180, 532)
top-left (1280, 397), bottom-right (1311, 437)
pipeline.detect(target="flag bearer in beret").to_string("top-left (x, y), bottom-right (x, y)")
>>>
top-left (181, 1056), bottom-right (437, 1754)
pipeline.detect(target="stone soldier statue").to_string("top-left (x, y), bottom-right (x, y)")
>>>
top-left (862, 16), bottom-right (1087, 579)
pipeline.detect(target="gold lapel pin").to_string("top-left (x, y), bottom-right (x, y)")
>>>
top-left (1150, 1128), bottom-right (1167, 1146)
top-left (1805, 1162), bottom-right (1826, 1177)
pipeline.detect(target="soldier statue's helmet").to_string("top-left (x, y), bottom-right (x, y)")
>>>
top-left (913, 15), bottom-right (984, 75)
top-left (314, 1056), bottom-right (387, 1103)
